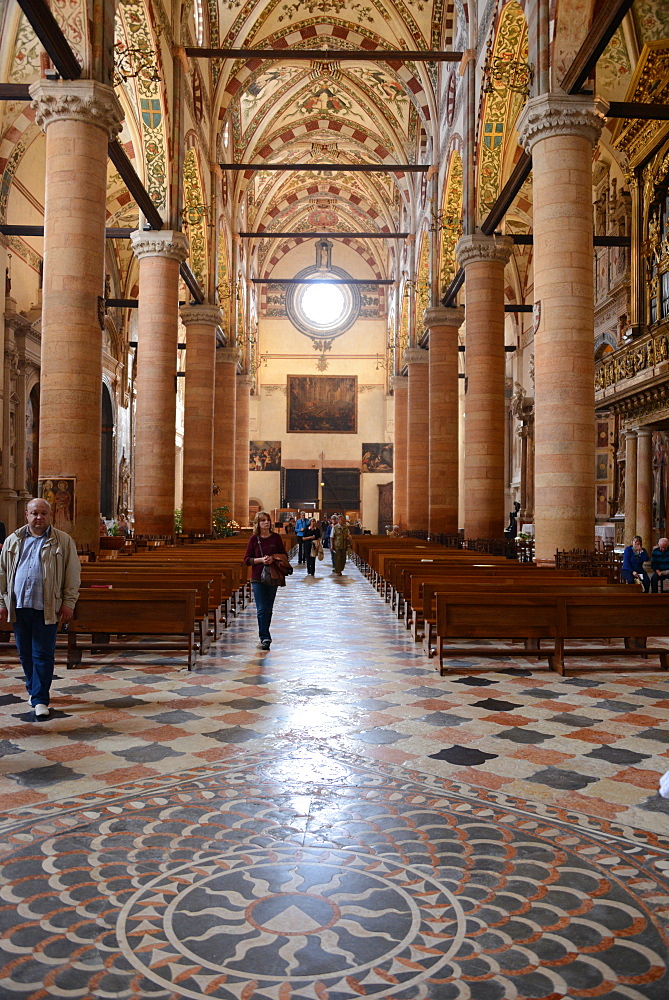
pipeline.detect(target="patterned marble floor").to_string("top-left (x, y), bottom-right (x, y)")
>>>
top-left (0, 558), bottom-right (668, 998)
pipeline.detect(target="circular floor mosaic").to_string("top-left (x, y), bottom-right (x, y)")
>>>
top-left (0, 755), bottom-right (667, 999)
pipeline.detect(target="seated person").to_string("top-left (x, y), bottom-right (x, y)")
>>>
top-left (621, 534), bottom-right (650, 591)
top-left (650, 537), bottom-right (669, 593)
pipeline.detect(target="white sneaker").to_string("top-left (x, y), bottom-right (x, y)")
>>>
top-left (34, 704), bottom-right (49, 718)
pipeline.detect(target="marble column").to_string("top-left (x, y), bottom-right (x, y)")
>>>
top-left (404, 348), bottom-right (430, 531)
top-left (425, 305), bottom-right (464, 536)
top-left (213, 346), bottom-right (239, 515)
top-left (391, 375), bottom-right (408, 529)
top-left (30, 79), bottom-right (123, 550)
top-left (455, 233), bottom-right (513, 539)
top-left (234, 374), bottom-right (253, 525)
top-left (624, 429), bottom-right (637, 540)
top-left (131, 230), bottom-right (189, 535)
top-left (180, 304), bottom-right (221, 534)
top-left (636, 427), bottom-right (653, 547)
top-left (518, 93), bottom-right (607, 562)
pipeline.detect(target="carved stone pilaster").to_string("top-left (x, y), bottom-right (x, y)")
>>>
top-left (516, 92), bottom-right (608, 154)
top-left (180, 304), bottom-right (222, 328)
top-left (131, 230), bottom-right (189, 263)
top-left (455, 233), bottom-right (514, 268)
top-left (30, 80), bottom-right (124, 140)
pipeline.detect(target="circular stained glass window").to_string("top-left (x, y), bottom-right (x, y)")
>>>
top-left (286, 263), bottom-right (360, 341)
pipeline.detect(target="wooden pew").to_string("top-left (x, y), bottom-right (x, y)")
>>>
top-left (419, 578), bottom-right (623, 656)
top-left (434, 591), bottom-right (669, 675)
top-left (81, 571), bottom-right (214, 650)
top-left (67, 589), bottom-right (198, 670)
top-left (394, 563), bottom-right (579, 627)
top-left (408, 569), bottom-right (599, 642)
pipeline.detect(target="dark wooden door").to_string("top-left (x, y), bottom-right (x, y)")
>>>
top-left (378, 482), bottom-right (393, 534)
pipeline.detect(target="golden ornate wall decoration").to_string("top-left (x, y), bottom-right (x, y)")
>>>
top-left (476, 1), bottom-right (528, 222)
top-left (613, 40), bottom-right (669, 169)
top-left (182, 147), bottom-right (208, 290)
top-left (439, 149), bottom-right (463, 295)
top-left (595, 328), bottom-right (669, 393)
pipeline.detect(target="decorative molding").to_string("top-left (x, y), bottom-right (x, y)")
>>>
top-left (390, 375), bottom-right (408, 391)
top-left (455, 233), bottom-right (513, 268)
top-left (130, 230), bottom-right (189, 263)
top-left (260, 384), bottom-right (287, 395)
top-left (423, 305), bottom-right (464, 328)
top-left (180, 304), bottom-right (222, 327)
top-left (516, 92), bottom-right (608, 154)
top-left (30, 80), bottom-right (124, 140)
top-left (403, 347), bottom-right (430, 366)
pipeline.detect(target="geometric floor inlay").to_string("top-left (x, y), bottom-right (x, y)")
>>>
top-left (1, 745), bottom-right (668, 999)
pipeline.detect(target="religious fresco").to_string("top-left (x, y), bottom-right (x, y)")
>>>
top-left (249, 441), bottom-right (282, 471)
top-left (440, 150), bottom-right (463, 295)
top-left (287, 376), bottom-right (357, 433)
top-left (362, 443), bottom-right (393, 472)
top-left (39, 478), bottom-right (75, 533)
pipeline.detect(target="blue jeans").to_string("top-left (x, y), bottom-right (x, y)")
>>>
top-left (252, 581), bottom-right (278, 644)
top-left (14, 608), bottom-right (58, 706)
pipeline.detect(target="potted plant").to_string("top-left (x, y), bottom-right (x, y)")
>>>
top-left (99, 521), bottom-right (126, 551)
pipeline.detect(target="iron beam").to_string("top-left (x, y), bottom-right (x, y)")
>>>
top-left (185, 47), bottom-right (463, 62)
top-left (220, 163), bottom-right (429, 172)
top-left (239, 231), bottom-right (410, 239)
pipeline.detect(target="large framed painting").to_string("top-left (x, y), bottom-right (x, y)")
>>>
top-left (362, 443), bottom-right (393, 472)
top-left (249, 441), bottom-right (281, 471)
top-left (287, 375), bottom-right (357, 433)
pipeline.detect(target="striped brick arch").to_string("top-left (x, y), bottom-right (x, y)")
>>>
top-left (255, 183), bottom-right (393, 232)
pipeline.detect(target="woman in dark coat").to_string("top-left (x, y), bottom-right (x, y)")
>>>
top-left (243, 511), bottom-right (289, 650)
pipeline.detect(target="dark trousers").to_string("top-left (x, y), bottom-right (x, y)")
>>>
top-left (651, 572), bottom-right (667, 594)
top-left (251, 581), bottom-right (278, 644)
top-left (297, 536), bottom-right (307, 562)
top-left (306, 548), bottom-right (316, 575)
top-left (14, 608), bottom-right (58, 706)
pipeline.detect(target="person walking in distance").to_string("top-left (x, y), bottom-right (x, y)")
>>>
top-left (294, 510), bottom-right (309, 564)
top-left (243, 510), bottom-right (291, 650)
top-left (303, 517), bottom-right (322, 577)
top-left (0, 498), bottom-right (80, 718)
top-left (331, 514), bottom-right (350, 577)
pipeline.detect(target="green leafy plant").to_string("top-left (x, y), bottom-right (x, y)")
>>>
top-left (174, 508), bottom-right (183, 534)
top-left (212, 505), bottom-right (238, 538)
top-left (107, 521), bottom-right (118, 537)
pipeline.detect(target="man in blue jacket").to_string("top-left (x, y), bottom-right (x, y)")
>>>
top-left (650, 537), bottom-right (669, 593)
top-left (295, 511), bottom-right (309, 563)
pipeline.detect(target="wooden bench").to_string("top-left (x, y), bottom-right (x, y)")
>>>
top-left (396, 564), bottom-right (580, 630)
top-left (410, 571), bottom-right (607, 645)
top-left (67, 589), bottom-right (198, 670)
top-left (434, 591), bottom-right (669, 675)
top-left (81, 572), bottom-right (214, 650)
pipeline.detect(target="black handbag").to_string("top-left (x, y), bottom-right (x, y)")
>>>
top-left (259, 537), bottom-right (280, 586)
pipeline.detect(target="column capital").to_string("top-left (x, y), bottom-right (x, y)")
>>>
top-left (403, 347), bottom-right (429, 366)
top-left (180, 303), bottom-right (222, 327)
top-left (423, 305), bottom-right (464, 329)
top-left (237, 373), bottom-right (255, 391)
top-left (455, 233), bottom-right (514, 268)
top-left (131, 229), bottom-right (189, 263)
top-left (30, 79), bottom-right (124, 140)
top-left (516, 91), bottom-right (608, 154)
top-left (390, 375), bottom-right (408, 391)
top-left (216, 345), bottom-right (241, 365)
top-left (625, 427), bottom-right (638, 438)
top-left (636, 426), bottom-right (653, 438)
